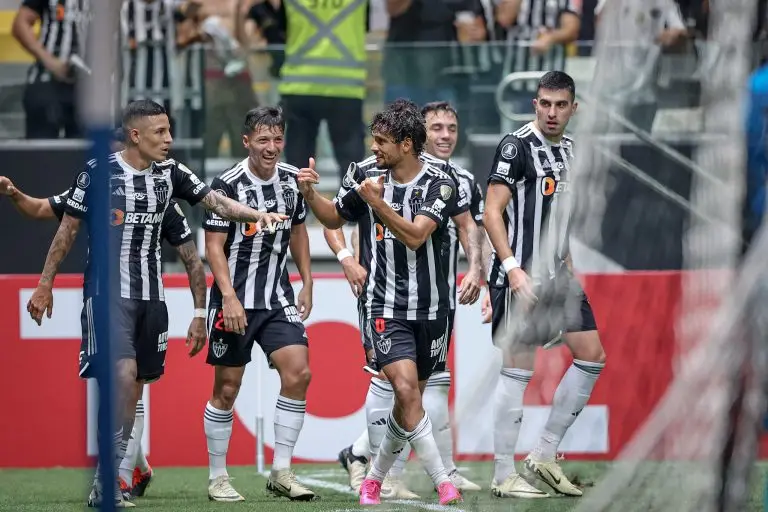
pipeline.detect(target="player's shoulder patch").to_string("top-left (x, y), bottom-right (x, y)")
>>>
top-left (497, 135), bottom-right (523, 161)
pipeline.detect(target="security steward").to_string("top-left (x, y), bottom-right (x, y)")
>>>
top-left (279, 0), bottom-right (367, 181)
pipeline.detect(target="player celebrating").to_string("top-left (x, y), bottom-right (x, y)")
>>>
top-left (26, 99), bottom-right (285, 508)
top-left (484, 71), bottom-right (606, 499)
top-left (202, 106), bottom-right (316, 502)
top-left (0, 175), bottom-right (205, 501)
top-left (332, 101), bottom-right (486, 496)
top-left (298, 99), bottom-right (463, 506)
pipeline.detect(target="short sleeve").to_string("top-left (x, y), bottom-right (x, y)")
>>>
top-left (22, 0), bottom-right (47, 16)
top-left (63, 163), bottom-right (96, 219)
top-left (202, 177), bottom-right (234, 232)
top-left (488, 135), bottom-right (527, 191)
top-left (470, 181), bottom-right (485, 225)
top-left (162, 201), bottom-right (194, 246)
top-left (48, 190), bottom-right (70, 221)
top-left (170, 161), bottom-right (211, 205)
top-left (334, 162), bottom-right (368, 222)
top-left (416, 177), bottom-right (457, 226)
top-left (293, 193), bottom-right (308, 225)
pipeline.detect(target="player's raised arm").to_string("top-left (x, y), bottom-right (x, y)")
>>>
top-left (299, 158), bottom-right (368, 230)
top-left (0, 176), bottom-right (57, 220)
top-left (324, 226), bottom-right (367, 297)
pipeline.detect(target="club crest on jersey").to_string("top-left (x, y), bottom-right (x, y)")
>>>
top-left (281, 185), bottom-right (296, 213)
top-left (408, 188), bottom-right (425, 213)
top-left (211, 340), bottom-right (227, 358)
top-left (155, 181), bottom-right (169, 203)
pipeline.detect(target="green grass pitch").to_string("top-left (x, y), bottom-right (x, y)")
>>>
top-left (1, 462), bottom-right (766, 511)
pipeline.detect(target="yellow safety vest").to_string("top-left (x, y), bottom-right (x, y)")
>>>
top-left (279, 0), bottom-right (367, 100)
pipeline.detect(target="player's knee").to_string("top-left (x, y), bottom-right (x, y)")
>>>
top-left (389, 375), bottom-right (420, 409)
top-left (282, 365), bottom-right (312, 394)
top-left (116, 359), bottom-right (138, 386)
top-left (214, 378), bottom-right (242, 410)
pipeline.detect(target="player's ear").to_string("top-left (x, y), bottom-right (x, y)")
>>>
top-left (242, 134), bottom-right (249, 149)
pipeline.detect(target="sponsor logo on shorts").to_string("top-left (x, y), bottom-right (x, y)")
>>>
top-left (157, 331), bottom-right (168, 352)
top-left (283, 305), bottom-right (303, 324)
top-left (376, 334), bottom-right (391, 355)
top-left (430, 330), bottom-right (448, 363)
top-left (211, 339), bottom-right (227, 358)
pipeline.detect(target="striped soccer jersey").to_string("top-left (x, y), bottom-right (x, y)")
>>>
top-left (335, 156), bottom-right (458, 321)
top-left (203, 159), bottom-right (308, 310)
top-left (63, 151), bottom-right (212, 300)
top-left (487, 122), bottom-right (574, 286)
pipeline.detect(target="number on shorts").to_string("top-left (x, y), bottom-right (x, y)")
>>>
top-left (375, 318), bottom-right (386, 333)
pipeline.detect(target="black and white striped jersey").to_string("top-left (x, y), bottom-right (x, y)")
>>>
top-left (120, 0), bottom-right (176, 110)
top-left (487, 122), bottom-right (574, 286)
top-left (203, 160), bottom-right (307, 310)
top-left (50, 192), bottom-right (193, 247)
top-left (422, 153), bottom-right (485, 310)
top-left (63, 152), bottom-right (212, 301)
top-left (336, 156), bottom-right (457, 321)
top-left (23, 0), bottom-right (91, 84)
top-left (502, 0), bottom-right (579, 92)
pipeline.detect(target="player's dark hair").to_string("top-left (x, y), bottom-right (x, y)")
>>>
top-left (122, 99), bottom-right (167, 129)
top-left (242, 106), bottom-right (285, 136)
top-left (370, 98), bottom-right (426, 155)
top-left (537, 71), bottom-right (576, 101)
top-left (421, 101), bottom-right (459, 122)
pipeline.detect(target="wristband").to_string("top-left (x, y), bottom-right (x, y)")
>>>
top-left (193, 308), bottom-right (207, 319)
top-left (337, 248), bottom-right (353, 263)
top-left (501, 256), bottom-right (520, 273)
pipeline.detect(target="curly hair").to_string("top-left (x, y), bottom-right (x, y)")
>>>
top-left (369, 98), bottom-right (426, 155)
top-left (242, 106), bottom-right (285, 136)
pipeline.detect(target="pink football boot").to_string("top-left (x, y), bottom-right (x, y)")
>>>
top-left (437, 481), bottom-right (463, 505)
top-left (359, 478), bottom-right (382, 505)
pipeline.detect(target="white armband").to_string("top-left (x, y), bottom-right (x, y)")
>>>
top-left (193, 308), bottom-right (207, 319)
top-left (337, 248), bottom-right (353, 263)
top-left (501, 256), bottom-right (520, 273)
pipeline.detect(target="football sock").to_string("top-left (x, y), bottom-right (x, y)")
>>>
top-left (494, 368), bottom-right (532, 482)
top-left (423, 371), bottom-right (455, 473)
top-left (366, 379), bottom-right (394, 459)
top-left (405, 412), bottom-right (449, 486)
top-left (368, 412), bottom-right (408, 482)
top-left (389, 443), bottom-right (410, 477)
top-left (204, 402), bottom-right (233, 479)
top-left (273, 396), bottom-right (306, 471)
top-left (351, 429), bottom-right (371, 460)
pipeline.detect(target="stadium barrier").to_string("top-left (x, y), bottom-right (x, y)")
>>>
top-left (7, 270), bottom-right (762, 468)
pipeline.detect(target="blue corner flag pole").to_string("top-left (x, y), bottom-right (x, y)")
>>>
top-left (81, 2), bottom-right (120, 511)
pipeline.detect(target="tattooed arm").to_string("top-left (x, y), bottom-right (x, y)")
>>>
top-left (176, 240), bottom-right (207, 309)
top-left (200, 190), bottom-right (287, 226)
top-left (27, 213), bottom-right (81, 324)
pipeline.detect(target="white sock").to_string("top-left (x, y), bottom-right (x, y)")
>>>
top-left (366, 379), bottom-right (394, 459)
top-left (351, 429), bottom-right (371, 460)
top-left (273, 396), bottom-right (306, 471)
top-left (494, 368), bottom-right (532, 482)
top-left (368, 412), bottom-right (408, 482)
top-left (114, 427), bottom-right (129, 500)
top-left (204, 402), bottom-right (233, 480)
top-left (533, 359), bottom-right (604, 462)
top-left (423, 371), bottom-right (455, 473)
top-left (133, 400), bottom-right (149, 472)
top-left (389, 443), bottom-right (411, 477)
top-left (118, 401), bottom-right (143, 484)
top-left (406, 412), bottom-right (449, 486)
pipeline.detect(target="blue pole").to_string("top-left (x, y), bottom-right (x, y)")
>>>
top-left (90, 127), bottom-right (115, 512)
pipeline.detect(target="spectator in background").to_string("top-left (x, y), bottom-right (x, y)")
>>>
top-left (12, 0), bottom-right (89, 139)
top-left (595, 0), bottom-right (687, 133)
top-left (384, 0), bottom-right (486, 108)
top-left (237, 0), bottom-right (286, 80)
top-left (278, 0), bottom-right (368, 181)
top-left (476, 0), bottom-right (580, 133)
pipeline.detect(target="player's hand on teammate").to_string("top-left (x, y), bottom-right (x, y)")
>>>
top-left (297, 157), bottom-right (319, 200)
top-left (0, 176), bottom-right (17, 196)
top-left (27, 285), bottom-right (53, 325)
top-left (356, 175), bottom-right (384, 206)
top-left (480, 289), bottom-right (492, 323)
top-left (186, 317), bottom-right (207, 357)
top-left (222, 294), bottom-right (247, 335)
top-left (341, 258), bottom-right (367, 297)
top-left (297, 285), bottom-right (313, 321)
top-left (508, 267), bottom-right (537, 307)
top-left (458, 267), bottom-right (482, 305)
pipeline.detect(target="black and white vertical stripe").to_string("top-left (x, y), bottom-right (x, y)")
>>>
top-left (504, 0), bottom-right (578, 91)
top-left (27, 0), bottom-right (91, 84)
top-left (120, 0), bottom-right (176, 109)
top-left (488, 122), bottom-right (574, 286)
top-left (206, 161), bottom-right (304, 310)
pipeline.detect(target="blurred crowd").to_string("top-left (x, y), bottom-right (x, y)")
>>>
top-left (7, 0), bottom-right (768, 172)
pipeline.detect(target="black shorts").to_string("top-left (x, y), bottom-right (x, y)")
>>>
top-left (206, 305), bottom-right (308, 367)
top-left (359, 299), bottom-right (373, 352)
top-left (79, 297), bottom-right (169, 383)
top-left (368, 316), bottom-right (451, 381)
top-left (490, 273), bottom-right (597, 347)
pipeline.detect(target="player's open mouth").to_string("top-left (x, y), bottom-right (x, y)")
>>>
top-left (436, 144), bottom-right (452, 151)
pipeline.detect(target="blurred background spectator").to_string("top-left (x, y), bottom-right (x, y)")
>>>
top-left (12, 0), bottom-right (89, 139)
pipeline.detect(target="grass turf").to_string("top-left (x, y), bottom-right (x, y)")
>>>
top-left (0, 462), bottom-right (766, 511)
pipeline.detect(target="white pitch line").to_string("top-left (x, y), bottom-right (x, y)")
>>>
top-left (296, 476), bottom-right (468, 512)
